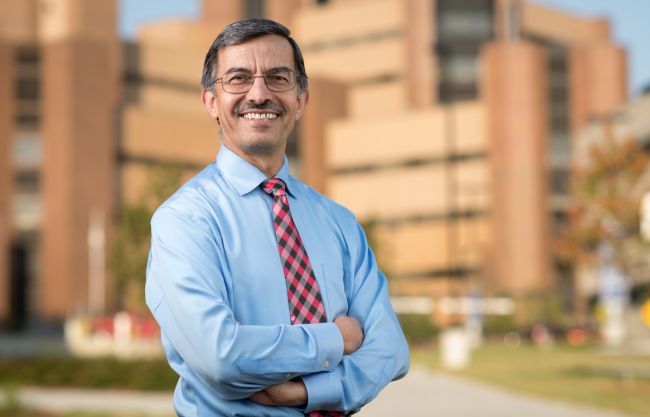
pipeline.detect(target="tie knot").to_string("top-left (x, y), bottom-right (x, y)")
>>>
top-left (262, 178), bottom-right (286, 197)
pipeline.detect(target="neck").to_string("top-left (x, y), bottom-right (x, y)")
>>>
top-left (250, 155), bottom-right (284, 178)
top-left (224, 144), bottom-right (284, 178)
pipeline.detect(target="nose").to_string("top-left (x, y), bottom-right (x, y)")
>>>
top-left (246, 75), bottom-right (273, 103)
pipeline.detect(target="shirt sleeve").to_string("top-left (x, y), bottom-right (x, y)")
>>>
top-left (146, 206), bottom-right (344, 400)
top-left (302, 219), bottom-right (410, 413)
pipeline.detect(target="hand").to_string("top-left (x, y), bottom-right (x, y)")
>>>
top-left (249, 379), bottom-right (307, 407)
top-left (334, 316), bottom-right (364, 354)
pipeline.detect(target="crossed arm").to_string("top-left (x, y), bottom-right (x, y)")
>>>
top-left (249, 316), bottom-right (364, 406)
top-left (147, 206), bottom-right (409, 413)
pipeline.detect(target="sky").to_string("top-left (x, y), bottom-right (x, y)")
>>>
top-left (118, 0), bottom-right (650, 97)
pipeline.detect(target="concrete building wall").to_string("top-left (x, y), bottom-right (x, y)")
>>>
top-left (119, 17), bottom-right (221, 206)
top-left (295, 0), bottom-right (402, 46)
top-left (405, 0), bottom-right (436, 108)
top-left (300, 78), bottom-right (347, 194)
top-left (0, 42), bottom-right (13, 323)
top-left (265, 0), bottom-right (302, 27)
top-left (376, 221), bottom-right (449, 274)
top-left (41, 35), bottom-right (118, 318)
top-left (520, 2), bottom-right (609, 45)
top-left (37, 0), bottom-right (116, 43)
top-left (304, 38), bottom-right (404, 82)
top-left (347, 81), bottom-right (408, 118)
top-left (136, 40), bottom-right (205, 87)
top-left (331, 165), bottom-right (449, 219)
top-left (0, 0), bottom-right (38, 44)
top-left (121, 106), bottom-right (217, 165)
top-left (200, 0), bottom-right (301, 28)
top-left (201, 0), bottom-right (243, 23)
top-left (327, 108), bottom-right (448, 169)
top-left (482, 40), bottom-right (551, 294)
top-left (569, 43), bottom-right (627, 133)
top-left (326, 102), bottom-right (488, 281)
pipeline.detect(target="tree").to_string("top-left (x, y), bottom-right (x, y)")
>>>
top-left (109, 164), bottom-right (183, 313)
top-left (555, 125), bottom-right (650, 320)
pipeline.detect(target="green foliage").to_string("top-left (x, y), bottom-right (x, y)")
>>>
top-left (109, 163), bottom-right (183, 312)
top-left (0, 357), bottom-right (177, 392)
top-left (398, 313), bottom-right (438, 345)
top-left (0, 410), bottom-right (56, 417)
top-left (360, 217), bottom-right (393, 279)
top-left (555, 126), bottom-right (650, 285)
top-left (514, 290), bottom-right (574, 329)
top-left (482, 314), bottom-right (518, 336)
top-left (1, 384), bottom-right (23, 413)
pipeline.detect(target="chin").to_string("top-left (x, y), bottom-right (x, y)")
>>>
top-left (244, 139), bottom-right (283, 155)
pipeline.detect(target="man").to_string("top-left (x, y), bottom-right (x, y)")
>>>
top-left (146, 18), bottom-right (409, 416)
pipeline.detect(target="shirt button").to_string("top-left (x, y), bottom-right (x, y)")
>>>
top-left (290, 314), bottom-right (296, 322)
top-left (323, 360), bottom-right (330, 369)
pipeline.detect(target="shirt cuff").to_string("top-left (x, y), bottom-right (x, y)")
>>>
top-left (302, 369), bottom-right (343, 412)
top-left (304, 322), bottom-right (344, 372)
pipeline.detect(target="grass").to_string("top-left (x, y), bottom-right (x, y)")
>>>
top-left (412, 342), bottom-right (650, 417)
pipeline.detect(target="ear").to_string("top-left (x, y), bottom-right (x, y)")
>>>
top-left (294, 90), bottom-right (309, 122)
top-left (201, 88), bottom-right (219, 119)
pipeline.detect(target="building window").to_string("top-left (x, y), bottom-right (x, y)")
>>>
top-left (12, 132), bottom-right (43, 169)
top-left (436, 0), bottom-right (494, 103)
top-left (16, 78), bottom-right (39, 100)
top-left (438, 12), bottom-right (492, 40)
top-left (14, 47), bottom-right (41, 130)
top-left (245, 0), bottom-right (264, 18)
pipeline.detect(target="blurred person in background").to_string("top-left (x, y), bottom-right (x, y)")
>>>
top-left (145, 18), bottom-right (409, 416)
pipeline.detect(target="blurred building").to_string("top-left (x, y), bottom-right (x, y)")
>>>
top-left (0, 0), bottom-right (628, 328)
top-left (297, 0), bottom-right (626, 309)
top-left (0, 0), bottom-right (119, 329)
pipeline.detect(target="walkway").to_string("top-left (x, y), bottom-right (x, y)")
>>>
top-left (358, 368), bottom-right (629, 417)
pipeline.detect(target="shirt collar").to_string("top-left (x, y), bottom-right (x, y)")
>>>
top-left (215, 144), bottom-right (294, 197)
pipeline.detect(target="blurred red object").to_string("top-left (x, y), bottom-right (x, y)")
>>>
top-left (566, 328), bottom-right (587, 346)
top-left (91, 316), bottom-right (115, 335)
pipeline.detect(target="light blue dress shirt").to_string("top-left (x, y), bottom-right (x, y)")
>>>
top-left (146, 145), bottom-right (410, 416)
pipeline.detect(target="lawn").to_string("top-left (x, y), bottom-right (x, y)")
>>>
top-left (412, 342), bottom-right (650, 417)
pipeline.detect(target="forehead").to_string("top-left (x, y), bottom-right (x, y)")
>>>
top-left (217, 34), bottom-right (295, 73)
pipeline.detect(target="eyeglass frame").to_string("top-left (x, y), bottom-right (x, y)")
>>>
top-left (213, 68), bottom-right (299, 94)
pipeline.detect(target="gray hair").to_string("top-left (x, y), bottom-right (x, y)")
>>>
top-left (201, 18), bottom-right (308, 93)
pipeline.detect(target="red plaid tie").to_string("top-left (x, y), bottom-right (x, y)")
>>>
top-left (262, 178), bottom-right (343, 417)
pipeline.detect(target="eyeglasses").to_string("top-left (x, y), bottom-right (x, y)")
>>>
top-left (215, 69), bottom-right (297, 94)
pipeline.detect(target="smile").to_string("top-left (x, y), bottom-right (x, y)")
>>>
top-left (242, 112), bottom-right (278, 120)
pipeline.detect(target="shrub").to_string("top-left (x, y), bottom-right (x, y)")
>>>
top-left (398, 313), bottom-right (438, 345)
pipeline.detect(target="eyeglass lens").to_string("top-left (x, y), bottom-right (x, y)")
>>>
top-left (220, 69), bottom-right (295, 93)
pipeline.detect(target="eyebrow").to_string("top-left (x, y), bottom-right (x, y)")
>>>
top-left (222, 66), bottom-right (293, 75)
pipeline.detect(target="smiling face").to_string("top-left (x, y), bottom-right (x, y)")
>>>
top-left (201, 34), bottom-right (308, 173)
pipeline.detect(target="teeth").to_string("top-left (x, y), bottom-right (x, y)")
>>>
top-left (243, 113), bottom-right (277, 120)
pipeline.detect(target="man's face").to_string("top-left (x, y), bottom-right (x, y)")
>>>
top-left (203, 34), bottom-right (308, 160)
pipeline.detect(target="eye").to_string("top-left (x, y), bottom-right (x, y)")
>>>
top-left (266, 70), bottom-right (293, 85)
top-left (225, 73), bottom-right (251, 84)
top-left (270, 75), bottom-right (289, 82)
